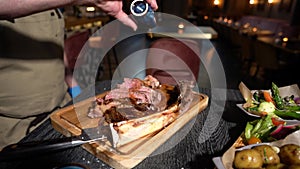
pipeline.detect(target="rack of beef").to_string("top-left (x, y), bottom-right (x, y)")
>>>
top-left (87, 75), bottom-right (181, 123)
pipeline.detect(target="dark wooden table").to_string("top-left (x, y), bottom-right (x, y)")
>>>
top-left (148, 26), bottom-right (218, 40)
top-left (213, 20), bottom-right (300, 56)
top-left (257, 37), bottom-right (300, 56)
top-left (0, 81), bottom-right (255, 169)
top-left (64, 16), bottom-right (110, 31)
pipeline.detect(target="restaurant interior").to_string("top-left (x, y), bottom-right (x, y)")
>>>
top-left (63, 0), bottom-right (300, 90)
top-left (1, 0), bottom-right (300, 169)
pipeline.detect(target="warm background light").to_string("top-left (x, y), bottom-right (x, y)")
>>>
top-left (223, 17), bottom-right (228, 23)
top-left (86, 7), bottom-right (95, 12)
top-left (249, 0), bottom-right (255, 5)
top-left (268, 0), bottom-right (273, 4)
top-left (282, 37), bottom-right (289, 42)
top-left (214, 0), bottom-right (220, 6)
top-left (178, 23), bottom-right (185, 29)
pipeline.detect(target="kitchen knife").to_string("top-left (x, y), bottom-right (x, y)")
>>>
top-left (0, 124), bottom-right (117, 161)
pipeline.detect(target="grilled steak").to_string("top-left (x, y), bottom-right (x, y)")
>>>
top-left (87, 75), bottom-right (197, 148)
top-left (88, 75), bottom-right (180, 123)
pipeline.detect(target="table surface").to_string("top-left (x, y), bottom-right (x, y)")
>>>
top-left (0, 81), bottom-right (254, 169)
top-left (64, 16), bottom-right (110, 30)
top-left (148, 26), bottom-right (218, 39)
top-left (257, 37), bottom-right (300, 55)
top-left (240, 29), bottom-right (274, 36)
top-left (213, 20), bottom-right (300, 56)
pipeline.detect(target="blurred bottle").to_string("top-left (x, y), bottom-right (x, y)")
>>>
top-left (130, 0), bottom-right (156, 29)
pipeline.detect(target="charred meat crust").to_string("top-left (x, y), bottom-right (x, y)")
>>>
top-left (102, 84), bottom-right (180, 123)
top-left (88, 76), bottom-right (181, 124)
top-left (103, 107), bottom-right (128, 123)
top-left (160, 84), bottom-right (181, 109)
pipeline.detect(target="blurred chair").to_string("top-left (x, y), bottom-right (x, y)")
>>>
top-left (64, 30), bottom-right (90, 96)
top-left (252, 40), bottom-right (280, 82)
top-left (276, 25), bottom-right (300, 38)
top-left (64, 30), bottom-right (90, 69)
top-left (240, 35), bottom-right (255, 74)
top-left (228, 28), bottom-right (242, 58)
top-left (256, 18), bottom-right (285, 34)
top-left (146, 38), bottom-right (201, 85)
top-left (88, 23), bottom-right (120, 80)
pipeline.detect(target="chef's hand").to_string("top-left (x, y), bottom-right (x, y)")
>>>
top-left (92, 0), bottom-right (158, 31)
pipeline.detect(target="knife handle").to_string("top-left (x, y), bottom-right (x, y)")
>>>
top-left (0, 136), bottom-right (82, 161)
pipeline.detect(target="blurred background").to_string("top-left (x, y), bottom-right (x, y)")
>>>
top-left (62, 0), bottom-right (300, 90)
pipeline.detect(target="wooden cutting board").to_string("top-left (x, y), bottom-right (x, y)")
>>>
top-left (50, 92), bottom-right (209, 169)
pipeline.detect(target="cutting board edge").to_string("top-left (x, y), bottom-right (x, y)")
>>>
top-left (50, 93), bottom-right (209, 169)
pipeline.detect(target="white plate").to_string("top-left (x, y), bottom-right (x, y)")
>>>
top-left (236, 104), bottom-right (300, 125)
top-left (213, 130), bottom-right (300, 169)
top-left (212, 157), bottom-right (225, 169)
top-left (236, 104), bottom-right (260, 118)
top-left (213, 143), bottom-right (271, 169)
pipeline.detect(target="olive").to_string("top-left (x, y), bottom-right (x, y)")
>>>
top-left (253, 145), bottom-right (280, 165)
top-left (234, 149), bottom-right (263, 168)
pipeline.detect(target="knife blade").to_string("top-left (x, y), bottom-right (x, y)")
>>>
top-left (0, 124), bottom-right (116, 161)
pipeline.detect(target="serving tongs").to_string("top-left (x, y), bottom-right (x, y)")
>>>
top-left (0, 124), bottom-right (117, 161)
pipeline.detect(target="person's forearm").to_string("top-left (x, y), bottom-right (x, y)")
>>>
top-left (0, 0), bottom-right (158, 30)
top-left (0, 0), bottom-right (82, 19)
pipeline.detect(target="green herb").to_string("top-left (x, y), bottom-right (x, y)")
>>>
top-left (263, 147), bottom-right (269, 164)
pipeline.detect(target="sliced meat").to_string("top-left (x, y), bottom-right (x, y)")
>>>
top-left (88, 75), bottom-right (181, 124)
top-left (104, 107), bottom-right (129, 123)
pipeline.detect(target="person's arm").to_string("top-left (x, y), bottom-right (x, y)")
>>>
top-left (94, 0), bottom-right (158, 30)
top-left (0, 0), bottom-right (158, 30)
top-left (0, 0), bottom-right (76, 19)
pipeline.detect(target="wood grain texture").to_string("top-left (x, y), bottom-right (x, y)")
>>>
top-left (0, 88), bottom-right (250, 169)
top-left (50, 92), bottom-right (209, 169)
